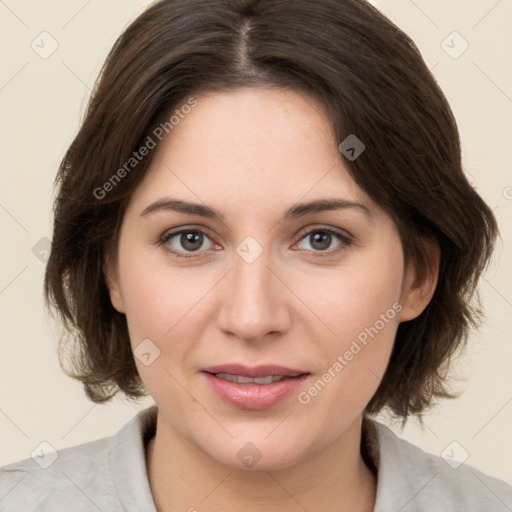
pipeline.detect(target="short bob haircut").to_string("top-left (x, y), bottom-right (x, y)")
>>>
top-left (44, 0), bottom-right (497, 420)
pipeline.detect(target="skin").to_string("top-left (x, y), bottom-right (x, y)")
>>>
top-left (105, 87), bottom-right (439, 512)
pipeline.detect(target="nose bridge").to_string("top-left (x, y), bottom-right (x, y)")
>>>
top-left (217, 237), bottom-right (289, 341)
top-left (234, 244), bottom-right (271, 304)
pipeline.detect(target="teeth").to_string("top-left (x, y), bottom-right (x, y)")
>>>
top-left (214, 373), bottom-right (286, 384)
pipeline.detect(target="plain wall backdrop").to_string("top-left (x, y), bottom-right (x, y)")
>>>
top-left (1, 0), bottom-right (511, 486)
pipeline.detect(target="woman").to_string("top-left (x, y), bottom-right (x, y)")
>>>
top-left (1, 0), bottom-right (511, 510)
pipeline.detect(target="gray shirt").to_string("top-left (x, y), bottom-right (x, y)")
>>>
top-left (1, 405), bottom-right (511, 511)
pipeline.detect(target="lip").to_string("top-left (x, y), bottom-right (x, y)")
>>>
top-left (201, 364), bottom-right (310, 410)
top-left (201, 364), bottom-right (307, 378)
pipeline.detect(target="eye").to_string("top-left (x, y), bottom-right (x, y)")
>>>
top-left (161, 228), bottom-right (216, 259)
top-left (295, 227), bottom-right (352, 255)
top-left (160, 226), bottom-right (352, 260)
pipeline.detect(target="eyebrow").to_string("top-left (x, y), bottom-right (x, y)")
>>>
top-left (140, 197), bottom-right (373, 221)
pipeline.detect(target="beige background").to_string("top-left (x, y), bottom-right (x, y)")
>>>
top-left (1, 0), bottom-right (511, 486)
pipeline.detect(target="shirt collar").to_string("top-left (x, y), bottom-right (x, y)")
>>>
top-left (109, 405), bottom-right (158, 511)
top-left (108, 406), bottom-right (399, 511)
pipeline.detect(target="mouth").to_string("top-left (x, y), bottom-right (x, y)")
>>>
top-left (201, 364), bottom-right (310, 410)
top-left (201, 363), bottom-right (308, 379)
top-left (207, 373), bottom-right (298, 384)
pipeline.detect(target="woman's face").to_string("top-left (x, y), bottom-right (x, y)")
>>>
top-left (106, 88), bottom-right (434, 470)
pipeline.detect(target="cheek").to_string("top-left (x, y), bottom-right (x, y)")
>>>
top-left (117, 240), bottom-right (203, 344)
top-left (117, 246), bottom-right (215, 401)
top-left (119, 259), bottom-right (202, 414)
top-left (295, 249), bottom-right (403, 344)
top-left (293, 250), bottom-right (403, 406)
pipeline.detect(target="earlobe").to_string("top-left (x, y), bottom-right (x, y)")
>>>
top-left (398, 239), bottom-right (440, 322)
top-left (103, 253), bottom-right (126, 314)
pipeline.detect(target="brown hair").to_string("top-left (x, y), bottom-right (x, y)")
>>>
top-left (44, 0), bottom-right (497, 419)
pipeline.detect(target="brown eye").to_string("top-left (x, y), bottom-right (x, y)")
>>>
top-left (307, 231), bottom-right (332, 251)
top-left (296, 228), bottom-right (352, 255)
top-left (161, 229), bottom-right (214, 258)
top-left (178, 231), bottom-right (205, 251)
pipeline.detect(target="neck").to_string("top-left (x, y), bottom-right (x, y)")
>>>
top-left (145, 412), bottom-right (377, 512)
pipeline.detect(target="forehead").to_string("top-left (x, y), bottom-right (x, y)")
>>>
top-left (127, 87), bottom-right (375, 219)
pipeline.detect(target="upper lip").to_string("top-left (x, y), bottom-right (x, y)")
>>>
top-left (201, 364), bottom-right (308, 378)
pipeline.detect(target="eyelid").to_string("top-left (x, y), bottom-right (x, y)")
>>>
top-left (295, 224), bottom-right (353, 242)
top-left (160, 225), bottom-right (215, 241)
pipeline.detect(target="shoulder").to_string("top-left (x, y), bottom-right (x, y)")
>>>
top-left (0, 435), bottom-right (117, 512)
top-left (373, 421), bottom-right (512, 511)
top-left (0, 405), bottom-right (158, 512)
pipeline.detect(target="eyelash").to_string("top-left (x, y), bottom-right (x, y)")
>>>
top-left (159, 226), bottom-right (353, 260)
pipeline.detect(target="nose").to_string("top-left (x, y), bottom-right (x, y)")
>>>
top-left (216, 243), bottom-right (292, 344)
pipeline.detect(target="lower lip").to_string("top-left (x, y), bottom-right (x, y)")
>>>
top-left (202, 372), bottom-right (310, 410)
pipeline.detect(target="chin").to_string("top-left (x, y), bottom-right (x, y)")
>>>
top-left (194, 427), bottom-right (314, 472)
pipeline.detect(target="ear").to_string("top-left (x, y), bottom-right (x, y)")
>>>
top-left (398, 238), bottom-right (440, 322)
top-left (103, 251), bottom-right (126, 314)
